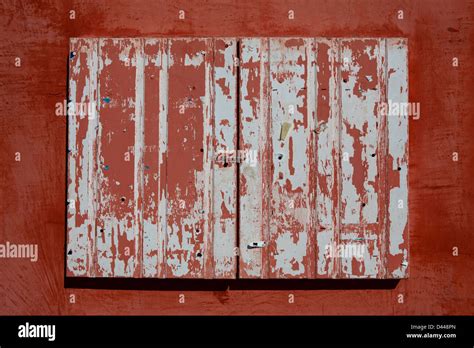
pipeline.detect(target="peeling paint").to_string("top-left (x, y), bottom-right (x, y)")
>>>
top-left (67, 37), bottom-right (408, 279)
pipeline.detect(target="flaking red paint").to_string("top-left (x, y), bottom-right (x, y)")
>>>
top-left (66, 37), bottom-right (408, 279)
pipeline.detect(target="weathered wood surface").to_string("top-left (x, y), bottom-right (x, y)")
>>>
top-left (67, 37), bottom-right (408, 279)
top-left (67, 38), bottom-right (239, 278)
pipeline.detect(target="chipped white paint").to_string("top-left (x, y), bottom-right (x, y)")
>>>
top-left (387, 38), bottom-right (409, 278)
top-left (185, 52), bottom-right (205, 67)
top-left (67, 38), bottom-right (98, 276)
top-left (273, 232), bottom-right (308, 276)
top-left (202, 38), bottom-right (214, 278)
top-left (134, 40), bottom-right (145, 277)
top-left (315, 38), bottom-right (340, 278)
top-left (67, 37), bottom-right (408, 280)
top-left (141, 38), bottom-right (161, 278)
top-left (157, 39), bottom-right (169, 278)
top-left (338, 39), bottom-right (388, 278)
top-left (340, 40), bottom-right (380, 225)
top-left (268, 38), bottom-right (313, 278)
top-left (239, 38), bottom-right (270, 278)
top-left (95, 38), bottom-right (140, 277)
top-left (212, 39), bottom-right (238, 278)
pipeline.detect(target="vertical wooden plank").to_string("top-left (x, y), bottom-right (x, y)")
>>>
top-left (239, 38), bottom-right (271, 278)
top-left (166, 38), bottom-right (209, 278)
top-left (268, 38), bottom-right (315, 278)
top-left (142, 38), bottom-right (168, 278)
top-left (66, 38), bottom-right (98, 277)
top-left (315, 38), bottom-right (341, 278)
top-left (339, 39), bottom-right (386, 278)
top-left (202, 39), bottom-right (215, 279)
top-left (142, 38), bottom-right (159, 278)
top-left (376, 39), bottom-right (389, 279)
top-left (386, 38), bottom-right (409, 278)
top-left (157, 40), bottom-right (169, 279)
top-left (306, 39), bottom-right (318, 279)
top-left (134, 40), bottom-right (146, 279)
top-left (211, 38), bottom-right (238, 278)
top-left (95, 38), bottom-right (144, 277)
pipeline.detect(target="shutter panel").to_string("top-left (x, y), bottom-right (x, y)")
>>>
top-left (67, 38), bottom-right (238, 278)
top-left (238, 38), bottom-right (408, 279)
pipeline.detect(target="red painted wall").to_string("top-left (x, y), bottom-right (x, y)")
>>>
top-left (1, 0), bottom-right (473, 315)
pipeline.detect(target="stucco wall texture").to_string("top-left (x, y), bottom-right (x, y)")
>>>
top-left (0, 0), bottom-right (473, 315)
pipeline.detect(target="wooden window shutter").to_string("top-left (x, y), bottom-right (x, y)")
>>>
top-left (66, 38), bottom-right (408, 279)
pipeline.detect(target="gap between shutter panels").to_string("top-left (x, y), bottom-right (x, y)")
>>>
top-left (66, 38), bottom-right (408, 280)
